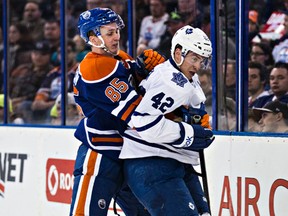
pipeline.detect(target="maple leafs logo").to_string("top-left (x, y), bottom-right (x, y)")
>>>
top-left (171, 72), bottom-right (188, 87)
top-left (185, 28), bottom-right (193, 35)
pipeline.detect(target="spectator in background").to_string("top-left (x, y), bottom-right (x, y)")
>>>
top-left (50, 92), bottom-right (82, 126)
top-left (136, 0), bottom-right (168, 55)
top-left (248, 61), bottom-right (270, 108)
top-left (86, 0), bottom-right (111, 10)
top-left (20, 1), bottom-right (45, 42)
top-left (198, 68), bottom-right (212, 115)
top-left (110, 0), bottom-right (128, 51)
top-left (110, 0), bottom-right (126, 18)
top-left (0, 94), bottom-right (13, 123)
top-left (9, 40), bottom-right (54, 123)
top-left (135, 0), bottom-right (150, 44)
top-left (72, 34), bottom-right (89, 62)
top-left (224, 59), bottom-right (236, 101)
top-left (8, 22), bottom-right (34, 71)
top-left (247, 108), bottom-right (261, 132)
top-left (269, 11), bottom-right (288, 51)
top-left (201, 12), bottom-right (211, 37)
top-left (0, 94), bottom-right (24, 124)
top-left (157, 10), bottom-right (185, 58)
top-left (177, 0), bottom-right (203, 28)
top-left (253, 100), bottom-right (288, 133)
top-left (248, 10), bottom-right (262, 50)
top-left (250, 42), bottom-right (274, 71)
top-left (218, 97), bottom-right (236, 131)
top-left (31, 40), bottom-right (78, 124)
top-left (271, 12), bottom-right (288, 63)
top-left (253, 62), bottom-right (288, 108)
top-left (53, 0), bottom-right (78, 39)
top-left (43, 19), bottom-right (61, 54)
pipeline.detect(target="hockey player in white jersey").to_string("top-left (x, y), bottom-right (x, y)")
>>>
top-left (120, 25), bottom-right (214, 215)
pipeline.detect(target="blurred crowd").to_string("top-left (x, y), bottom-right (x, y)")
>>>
top-left (0, 0), bottom-right (287, 132)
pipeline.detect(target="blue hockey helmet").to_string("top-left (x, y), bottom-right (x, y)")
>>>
top-left (78, 8), bottom-right (125, 43)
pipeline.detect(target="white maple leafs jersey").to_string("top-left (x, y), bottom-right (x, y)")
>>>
top-left (119, 59), bottom-right (206, 165)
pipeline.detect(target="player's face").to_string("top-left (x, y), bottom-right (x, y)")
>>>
top-left (181, 52), bottom-right (205, 80)
top-left (101, 23), bottom-right (121, 55)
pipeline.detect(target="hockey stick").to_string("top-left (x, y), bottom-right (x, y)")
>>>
top-left (199, 149), bottom-right (211, 212)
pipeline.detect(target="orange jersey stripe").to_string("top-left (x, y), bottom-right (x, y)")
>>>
top-left (80, 52), bottom-right (117, 81)
top-left (75, 150), bottom-right (98, 214)
top-left (73, 86), bottom-right (79, 95)
top-left (121, 95), bottom-right (142, 121)
top-left (91, 137), bottom-right (123, 143)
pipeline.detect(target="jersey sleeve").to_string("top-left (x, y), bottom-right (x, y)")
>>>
top-left (73, 52), bottom-right (141, 126)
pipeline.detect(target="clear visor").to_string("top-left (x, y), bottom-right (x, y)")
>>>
top-left (185, 53), bottom-right (212, 69)
top-left (200, 56), bottom-right (212, 69)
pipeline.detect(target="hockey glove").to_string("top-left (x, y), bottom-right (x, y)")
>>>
top-left (136, 49), bottom-right (166, 78)
top-left (173, 124), bottom-right (215, 151)
top-left (188, 124), bottom-right (215, 151)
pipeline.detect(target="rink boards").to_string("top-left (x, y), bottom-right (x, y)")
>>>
top-left (0, 126), bottom-right (287, 215)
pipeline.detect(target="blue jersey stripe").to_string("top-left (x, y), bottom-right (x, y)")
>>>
top-left (134, 115), bottom-right (164, 132)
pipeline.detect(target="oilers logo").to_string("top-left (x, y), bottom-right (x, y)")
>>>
top-left (81, 11), bottom-right (91, 20)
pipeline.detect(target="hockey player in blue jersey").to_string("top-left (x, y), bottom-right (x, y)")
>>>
top-left (69, 8), bottom-right (165, 216)
top-left (119, 25), bottom-right (215, 215)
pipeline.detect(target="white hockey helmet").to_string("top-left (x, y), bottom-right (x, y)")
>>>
top-left (171, 25), bottom-right (212, 66)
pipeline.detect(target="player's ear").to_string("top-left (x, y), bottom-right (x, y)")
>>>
top-left (89, 35), bottom-right (99, 45)
top-left (174, 48), bottom-right (182, 64)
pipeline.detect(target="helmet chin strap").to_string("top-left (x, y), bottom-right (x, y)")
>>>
top-left (89, 36), bottom-right (119, 56)
top-left (172, 48), bottom-right (188, 67)
top-left (176, 56), bottom-right (184, 67)
top-left (172, 54), bottom-right (185, 67)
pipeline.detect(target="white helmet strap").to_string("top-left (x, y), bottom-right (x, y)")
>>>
top-left (88, 35), bottom-right (118, 56)
top-left (175, 55), bottom-right (184, 67)
top-left (172, 46), bottom-right (186, 67)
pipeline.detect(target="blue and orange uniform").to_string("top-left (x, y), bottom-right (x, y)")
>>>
top-left (69, 50), bottom-right (147, 216)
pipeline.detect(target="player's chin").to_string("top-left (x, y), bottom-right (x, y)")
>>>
top-left (189, 71), bottom-right (196, 77)
top-left (110, 44), bottom-right (120, 54)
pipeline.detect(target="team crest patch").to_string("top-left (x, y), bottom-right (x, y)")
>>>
top-left (98, 199), bottom-right (106, 209)
top-left (81, 11), bottom-right (91, 20)
top-left (185, 28), bottom-right (193, 34)
top-left (171, 72), bottom-right (188, 87)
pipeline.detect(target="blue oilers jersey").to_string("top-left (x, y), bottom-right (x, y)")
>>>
top-left (120, 58), bottom-right (206, 164)
top-left (73, 51), bottom-right (141, 159)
